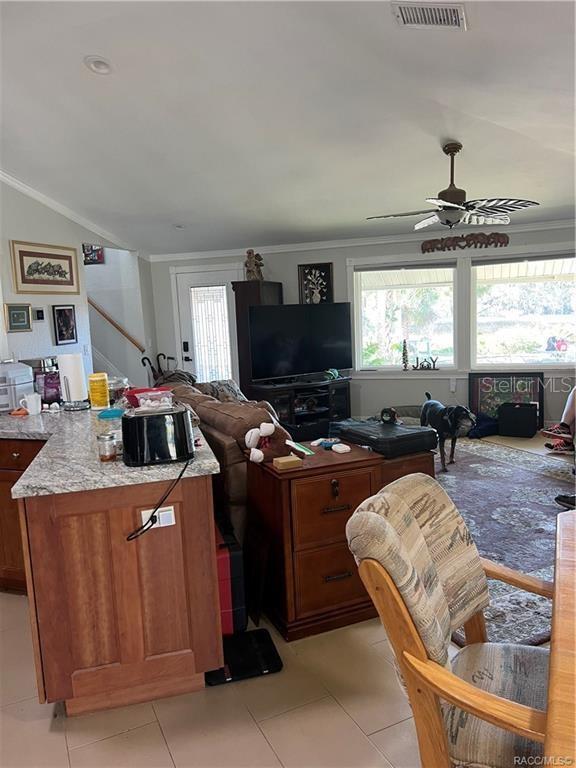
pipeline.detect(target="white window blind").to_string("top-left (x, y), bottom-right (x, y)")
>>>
top-left (189, 285), bottom-right (233, 381)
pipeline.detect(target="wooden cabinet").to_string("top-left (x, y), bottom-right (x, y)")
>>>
top-left (21, 475), bottom-right (223, 715)
top-left (247, 444), bottom-right (434, 640)
top-left (0, 439), bottom-right (44, 592)
top-left (232, 280), bottom-right (283, 395)
top-left (249, 378), bottom-right (351, 442)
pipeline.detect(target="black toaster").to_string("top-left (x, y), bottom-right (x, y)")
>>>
top-left (122, 404), bottom-right (195, 467)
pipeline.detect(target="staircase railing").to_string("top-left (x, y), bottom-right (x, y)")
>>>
top-left (88, 297), bottom-right (146, 354)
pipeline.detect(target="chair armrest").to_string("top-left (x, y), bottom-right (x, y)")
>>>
top-left (480, 557), bottom-right (554, 599)
top-left (402, 652), bottom-right (546, 743)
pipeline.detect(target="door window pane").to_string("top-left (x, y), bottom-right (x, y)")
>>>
top-left (189, 285), bottom-right (232, 381)
top-left (356, 267), bottom-right (455, 368)
top-left (474, 257), bottom-right (575, 366)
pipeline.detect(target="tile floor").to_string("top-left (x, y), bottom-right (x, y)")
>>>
top-left (0, 591), bottom-right (425, 768)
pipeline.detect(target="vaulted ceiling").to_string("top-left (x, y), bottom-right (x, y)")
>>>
top-left (1, 1), bottom-right (574, 254)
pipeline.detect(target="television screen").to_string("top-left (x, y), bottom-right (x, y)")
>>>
top-left (249, 303), bottom-right (353, 381)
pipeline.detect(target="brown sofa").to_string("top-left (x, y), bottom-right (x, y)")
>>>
top-left (170, 379), bottom-right (281, 543)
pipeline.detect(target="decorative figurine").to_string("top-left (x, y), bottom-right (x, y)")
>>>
top-left (402, 340), bottom-right (409, 371)
top-left (412, 355), bottom-right (440, 371)
top-left (245, 249), bottom-right (264, 281)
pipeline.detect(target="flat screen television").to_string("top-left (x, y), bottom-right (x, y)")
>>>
top-left (249, 303), bottom-right (353, 381)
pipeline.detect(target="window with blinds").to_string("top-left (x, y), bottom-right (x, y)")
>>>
top-left (355, 265), bottom-right (455, 368)
top-left (189, 285), bottom-right (233, 382)
top-left (473, 256), bottom-right (575, 366)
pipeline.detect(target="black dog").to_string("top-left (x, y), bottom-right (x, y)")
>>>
top-left (421, 392), bottom-right (476, 472)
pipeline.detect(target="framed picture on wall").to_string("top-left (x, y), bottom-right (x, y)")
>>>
top-left (52, 304), bottom-right (78, 345)
top-left (11, 241), bottom-right (79, 294)
top-left (298, 263), bottom-right (334, 304)
top-left (4, 303), bottom-right (32, 332)
top-left (468, 371), bottom-right (545, 427)
top-left (82, 243), bottom-right (105, 265)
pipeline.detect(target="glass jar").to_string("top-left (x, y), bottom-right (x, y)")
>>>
top-left (97, 433), bottom-right (117, 462)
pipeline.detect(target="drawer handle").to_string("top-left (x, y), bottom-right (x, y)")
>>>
top-left (331, 479), bottom-right (340, 498)
top-left (324, 571), bottom-right (352, 583)
top-left (322, 504), bottom-right (351, 515)
top-left (11, 452), bottom-right (20, 459)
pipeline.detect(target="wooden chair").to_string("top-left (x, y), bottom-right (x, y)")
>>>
top-left (346, 473), bottom-right (552, 768)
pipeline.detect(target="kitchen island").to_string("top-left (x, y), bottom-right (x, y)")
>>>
top-left (1, 410), bottom-right (223, 715)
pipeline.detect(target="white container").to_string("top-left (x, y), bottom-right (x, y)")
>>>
top-left (0, 362), bottom-right (34, 411)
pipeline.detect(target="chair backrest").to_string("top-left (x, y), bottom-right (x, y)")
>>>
top-left (346, 473), bottom-right (489, 666)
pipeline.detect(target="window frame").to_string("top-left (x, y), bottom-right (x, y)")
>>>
top-left (347, 248), bottom-right (574, 377)
top-left (352, 259), bottom-right (459, 373)
top-left (470, 253), bottom-right (576, 371)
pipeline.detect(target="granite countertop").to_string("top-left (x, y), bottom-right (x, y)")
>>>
top-left (0, 410), bottom-right (220, 499)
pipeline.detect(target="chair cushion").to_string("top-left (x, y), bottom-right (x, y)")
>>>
top-left (347, 489), bottom-right (452, 667)
top-left (387, 474), bottom-right (489, 634)
top-left (445, 643), bottom-right (548, 768)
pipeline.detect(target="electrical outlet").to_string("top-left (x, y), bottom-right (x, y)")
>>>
top-left (140, 505), bottom-right (176, 528)
top-left (158, 508), bottom-right (175, 527)
top-left (450, 377), bottom-right (457, 393)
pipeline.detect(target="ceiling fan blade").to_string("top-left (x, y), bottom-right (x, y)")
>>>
top-left (366, 209), bottom-right (437, 220)
top-left (414, 214), bottom-right (440, 230)
top-left (425, 198), bottom-right (465, 210)
top-left (465, 198), bottom-right (539, 215)
top-left (460, 212), bottom-right (511, 226)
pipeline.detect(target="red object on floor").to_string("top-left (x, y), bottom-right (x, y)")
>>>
top-left (215, 524), bottom-right (247, 636)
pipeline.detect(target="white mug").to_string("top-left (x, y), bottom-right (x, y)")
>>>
top-left (20, 393), bottom-right (42, 415)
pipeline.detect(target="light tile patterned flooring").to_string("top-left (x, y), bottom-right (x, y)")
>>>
top-left (0, 591), bottom-right (424, 768)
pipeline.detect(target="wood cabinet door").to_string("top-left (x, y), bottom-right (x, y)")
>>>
top-left (0, 469), bottom-right (26, 591)
top-left (25, 476), bottom-right (222, 709)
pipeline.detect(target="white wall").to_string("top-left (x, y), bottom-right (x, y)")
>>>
top-left (0, 182), bottom-right (117, 372)
top-left (85, 248), bottom-right (153, 386)
top-left (148, 221), bottom-right (574, 421)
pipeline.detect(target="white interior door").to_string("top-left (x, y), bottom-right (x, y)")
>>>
top-left (174, 265), bottom-right (242, 383)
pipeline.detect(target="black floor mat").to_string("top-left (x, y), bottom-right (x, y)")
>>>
top-left (205, 628), bottom-right (283, 686)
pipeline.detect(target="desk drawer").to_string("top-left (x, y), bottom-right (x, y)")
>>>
top-left (295, 543), bottom-right (367, 618)
top-left (292, 469), bottom-right (372, 548)
top-left (0, 440), bottom-right (44, 471)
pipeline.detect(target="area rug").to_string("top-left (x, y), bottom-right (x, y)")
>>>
top-left (435, 439), bottom-right (574, 646)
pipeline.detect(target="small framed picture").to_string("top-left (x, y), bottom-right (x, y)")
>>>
top-left (82, 243), bottom-right (105, 265)
top-left (4, 303), bottom-right (32, 332)
top-left (298, 263), bottom-right (334, 304)
top-left (52, 304), bottom-right (78, 345)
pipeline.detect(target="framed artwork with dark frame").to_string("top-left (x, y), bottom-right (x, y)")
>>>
top-left (298, 263), bottom-right (334, 304)
top-left (468, 372), bottom-right (545, 428)
top-left (4, 303), bottom-right (32, 333)
top-left (11, 241), bottom-right (79, 294)
top-left (82, 243), bottom-right (105, 265)
top-left (52, 304), bottom-right (78, 345)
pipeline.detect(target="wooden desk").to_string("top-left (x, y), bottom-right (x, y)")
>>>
top-left (545, 510), bottom-right (575, 763)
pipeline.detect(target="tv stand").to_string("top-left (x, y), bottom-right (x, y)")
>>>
top-left (249, 378), bottom-right (351, 442)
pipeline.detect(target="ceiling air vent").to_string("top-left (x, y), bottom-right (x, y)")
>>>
top-left (392, 3), bottom-right (467, 30)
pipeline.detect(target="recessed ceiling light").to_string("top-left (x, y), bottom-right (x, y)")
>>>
top-left (83, 55), bottom-right (112, 75)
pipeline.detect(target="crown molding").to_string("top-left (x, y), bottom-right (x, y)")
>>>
top-left (145, 218), bottom-right (574, 263)
top-left (0, 169), bottom-right (134, 251)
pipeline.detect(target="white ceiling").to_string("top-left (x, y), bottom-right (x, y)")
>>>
top-left (1, 1), bottom-right (574, 254)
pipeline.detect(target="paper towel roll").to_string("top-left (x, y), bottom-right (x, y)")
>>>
top-left (58, 354), bottom-right (88, 402)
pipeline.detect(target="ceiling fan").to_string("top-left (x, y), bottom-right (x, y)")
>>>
top-left (367, 141), bottom-right (539, 230)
